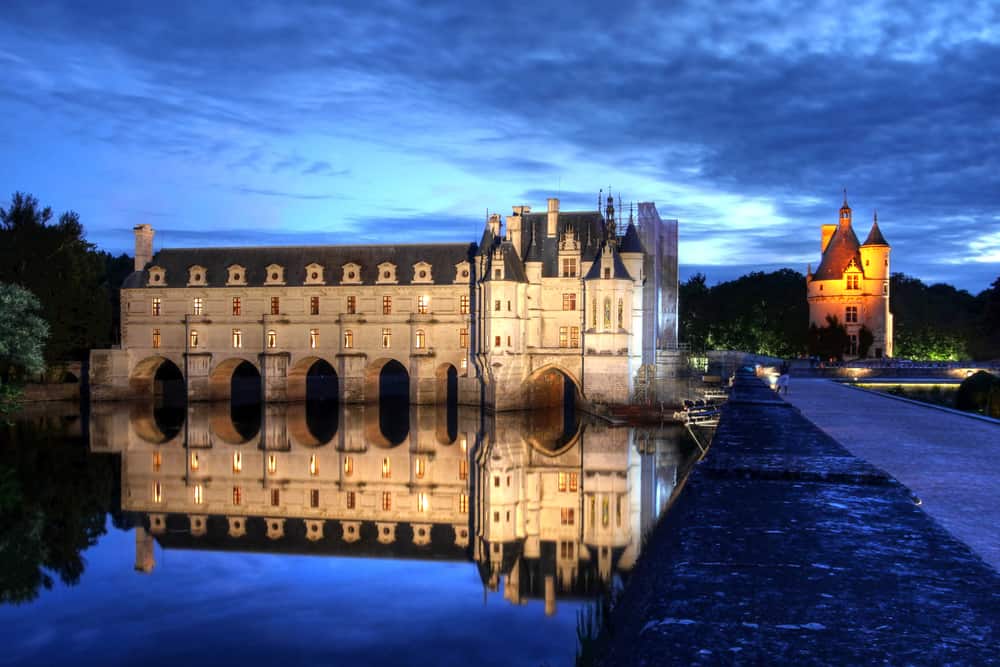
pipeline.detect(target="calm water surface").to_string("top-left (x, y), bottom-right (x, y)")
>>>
top-left (0, 399), bottom-right (698, 667)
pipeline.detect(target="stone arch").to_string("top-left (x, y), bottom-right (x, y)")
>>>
top-left (363, 358), bottom-right (411, 404)
top-left (524, 364), bottom-right (581, 408)
top-left (130, 356), bottom-right (185, 398)
top-left (435, 363), bottom-right (459, 444)
top-left (287, 356), bottom-right (339, 402)
top-left (209, 357), bottom-right (260, 402)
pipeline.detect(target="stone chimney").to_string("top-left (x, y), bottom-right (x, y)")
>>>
top-left (506, 213), bottom-right (522, 256)
top-left (488, 213), bottom-right (502, 238)
top-left (547, 198), bottom-right (559, 237)
top-left (134, 224), bottom-right (154, 271)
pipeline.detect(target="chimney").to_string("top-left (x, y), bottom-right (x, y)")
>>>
top-left (821, 223), bottom-right (836, 254)
top-left (488, 214), bottom-right (502, 237)
top-left (506, 213), bottom-right (522, 257)
top-left (547, 197), bottom-right (559, 237)
top-left (134, 224), bottom-right (154, 271)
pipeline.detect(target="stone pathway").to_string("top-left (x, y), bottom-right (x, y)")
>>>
top-left (782, 378), bottom-right (1000, 570)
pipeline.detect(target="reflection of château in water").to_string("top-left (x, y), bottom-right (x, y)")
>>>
top-left (91, 401), bottom-right (693, 613)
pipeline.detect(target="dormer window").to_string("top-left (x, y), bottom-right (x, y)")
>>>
top-left (147, 266), bottom-right (166, 286)
top-left (342, 263), bottom-right (361, 284)
top-left (376, 262), bottom-right (397, 284)
top-left (412, 261), bottom-right (433, 284)
top-left (187, 265), bottom-right (207, 286)
top-left (226, 264), bottom-right (247, 286)
top-left (454, 261), bottom-right (471, 283)
top-left (264, 264), bottom-right (285, 285)
top-left (304, 263), bottom-right (325, 285)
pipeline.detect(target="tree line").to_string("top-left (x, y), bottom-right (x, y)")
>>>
top-left (679, 269), bottom-right (1000, 361)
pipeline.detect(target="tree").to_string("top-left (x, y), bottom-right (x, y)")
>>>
top-left (857, 324), bottom-right (874, 359)
top-left (890, 273), bottom-right (976, 360)
top-left (808, 315), bottom-right (850, 361)
top-left (0, 284), bottom-right (49, 383)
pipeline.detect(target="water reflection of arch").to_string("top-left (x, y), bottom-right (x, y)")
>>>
top-left (208, 356), bottom-right (261, 402)
top-left (209, 400), bottom-right (261, 445)
top-left (287, 400), bottom-right (339, 447)
top-left (524, 409), bottom-right (584, 457)
top-left (524, 364), bottom-right (582, 408)
top-left (287, 356), bottom-right (339, 402)
top-left (434, 363), bottom-right (459, 444)
top-left (129, 400), bottom-right (185, 445)
top-left (363, 357), bottom-right (411, 403)
top-left (363, 402), bottom-right (410, 448)
top-left (130, 355), bottom-right (185, 397)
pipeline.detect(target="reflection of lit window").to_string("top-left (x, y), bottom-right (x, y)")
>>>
top-left (266, 330), bottom-right (277, 349)
top-left (616, 495), bottom-right (622, 527)
top-left (152, 328), bottom-right (161, 348)
top-left (460, 295), bottom-right (469, 314)
top-left (458, 459), bottom-right (468, 480)
top-left (415, 457), bottom-right (425, 479)
top-left (415, 329), bottom-right (426, 349)
top-left (460, 437), bottom-right (467, 452)
top-left (561, 508), bottom-right (575, 525)
top-left (310, 489), bottom-right (320, 508)
top-left (271, 488), bottom-right (280, 506)
top-left (344, 456), bottom-right (354, 476)
top-left (310, 296), bottom-right (320, 315)
top-left (152, 481), bottom-right (162, 503)
top-left (560, 541), bottom-right (575, 559)
top-left (569, 473), bottom-right (578, 492)
top-left (233, 486), bottom-right (242, 505)
top-left (381, 458), bottom-right (391, 479)
top-left (267, 454), bottom-right (277, 474)
top-left (418, 493), bottom-right (429, 512)
top-left (310, 329), bottom-right (319, 349)
top-left (417, 295), bottom-right (429, 314)
top-left (347, 491), bottom-right (356, 509)
top-left (382, 491), bottom-right (391, 511)
top-left (190, 329), bottom-right (199, 348)
top-left (233, 451), bottom-right (242, 473)
top-left (343, 329), bottom-right (354, 349)
top-left (194, 484), bottom-right (203, 504)
top-left (602, 497), bottom-right (610, 526)
top-left (589, 497), bottom-right (596, 527)
top-left (460, 328), bottom-right (468, 348)
top-left (458, 493), bottom-right (468, 513)
top-left (152, 298), bottom-right (161, 316)
top-left (190, 452), bottom-right (199, 470)
top-left (309, 455), bottom-right (319, 476)
top-left (152, 451), bottom-right (162, 471)
top-left (381, 328), bottom-right (391, 348)
top-left (192, 297), bottom-right (203, 315)
top-left (232, 329), bottom-right (242, 348)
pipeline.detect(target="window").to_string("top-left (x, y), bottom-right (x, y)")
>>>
top-left (267, 329), bottom-right (277, 349)
top-left (418, 493), bottom-right (429, 512)
top-left (493, 335), bottom-right (501, 347)
top-left (507, 335), bottom-right (511, 347)
top-left (494, 299), bottom-right (501, 312)
top-left (344, 329), bottom-right (354, 349)
top-left (415, 329), bottom-right (426, 349)
top-left (310, 328), bottom-right (319, 349)
top-left (382, 491), bottom-right (392, 511)
top-left (233, 486), bottom-right (242, 505)
top-left (152, 481), bottom-right (162, 503)
top-left (507, 300), bottom-right (512, 311)
top-left (232, 297), bottom-right (241, 316)
top-left (461, 357), bottom-right (467, 371)
top-left (558, 472), bottom-right (568, 492)
top-left (493, 511), bottom-right (500, 523)
top-left (152, 328), bottom-right (161, 348)
top-left (310, 489), bottom-right (320, 508)
top-left (846, 274), bottom-right (860, 290)
top-left (460, 295), bottom-right (469, 314)
top-left (494, 476), bottom-right (500, 488)
top-left (570, 326), bottom-right (579, 348)
top-left (190, 329), bottom-right (199, 348)
top-left (381, 328), bottom-right (391, 348)
top-left (194, 484), bottom-right (203, 505)
top-left (417, 295), bottom-right (429, 314)
top-left (268, 454), bottom-right (277, 474)
top-left (151, 298), bottom-right (161, 316)
top-left (883, 283), bottom-right (888, 295)
top-left (617, 298), bottom-right (624, 328)
top-left (589, 497), bottom-right (596, 527)
top-left (346, 295), bottom-right (356, 314)
top-left (232, 329), bottom-right (243, 348)
top-left (591, 298), bottom-right (597, 327)
top-left (602, 497), bottom-right (610, 526)
top-left (190, 452), bottom-right (199, 470)
top-left (617, 495), bottom-right (623, 527)
top-left (561, 508), bottom-right (575, 525)
top-left (558, 472), bottom-right (579, 492)
top-left (604, 267), bottom-right (611, 279)
top-left (381, 457), bottom-right (391, 479)
top-left (569, 473), bottom-right (578, 492)
top-left (561, 258), bottom-right (577, 277)
top-left (563, 293), bottom-right (577, 310)
top-left (382, 295), bottom-right (392, 315)
top-left (193, 297), bottom-right (203, 315)
top-left (849, 334), bottom-right (858, 356)
top-left (415, 457), bottom-right (426, 479)
top-left (344, 456), bottom-right (354, 476)
top-left (845, 306), bottom-right (858, 323)
top-left (459, 459), bottom-right (468, 481)
top-left (459, 493), bottom-right (468, 513)
top-left (152, 451), bottom-right (162, 472)
top-left (560, 541), bottom-right (575, 559)
top-left (310, 296), bottom-right (320, 315)
top-left (233, 451), bottom-right (242, 473)
top-left (309, 454), bottom-right (319, 476)
top-left (559, 326), bottom-right (569, 348)
top-left (494, 268), bottom-right (502, 279)
top-left (271, 488), bottom-right (280, 506)
top-left (603, 298), bottom-right (612, 329)
top-left (270, 297), bottom-right (280, 315)
top-left (347, 491), bottom-right (356, 509)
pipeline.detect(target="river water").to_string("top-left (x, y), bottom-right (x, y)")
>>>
top-left (0, 399), bottom-right (698, 667)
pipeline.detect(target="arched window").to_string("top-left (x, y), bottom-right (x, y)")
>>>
top-left (267, 330), bottom-right (277, 349)
top-left (591, 298), bottom-right (597, 327)
top-left (603, 298), bottom-right (612, 329)
top-left (617, 298), bottom-right (624, 328)
top-left (415, 329), bottom-right (426, 349)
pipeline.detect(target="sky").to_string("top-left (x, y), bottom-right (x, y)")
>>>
top-left (1, 1), bottom-right (998, 293)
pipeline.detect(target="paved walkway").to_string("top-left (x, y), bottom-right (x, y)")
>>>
top-left (783, 377), bottom-right (1000, 570)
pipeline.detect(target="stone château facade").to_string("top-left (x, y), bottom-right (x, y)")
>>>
top-left (806, 194), bottom-right (893, 358)
top-left (90, 195), bottom-right (679, 410)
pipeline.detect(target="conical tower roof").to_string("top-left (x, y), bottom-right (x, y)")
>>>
top-left (862, 213), bottom-right (889, 246)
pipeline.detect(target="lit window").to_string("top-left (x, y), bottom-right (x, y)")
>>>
top-left (310, 296), bottom-right (320, 315)
top-left (563, 293), bottom-right (576, 310)
top-left (569, 473), bottom-right (578, 492)
top-left (192, 297), bottom-right (203, 315)
top-left (382, 295), bottom-right (392, 314)
top-left (415, 457), bottom-right (426, 479)
top-left (190, 452), bottom-right (199, 470)
top-left (346, 295), bottom-right (356, 314)
top-left (270, 296), bottom-right (280, 315)
top-left (570, 327), bottom-right (579, 348)
top-left (381, 457), bottom-right (391, 479)
top-left (602, 497), bottom-right (610, 526)
top-left (603, 298), bottom-right (612, 328)
top-left (267, 329), bottom-right (277, 349)
top-left (559, 326), bottom-right (569, 348)
top-left (232, 297), bottom-right (241, 316)
top-left (347, 491), bottom-right (356, 509)
top-left (152, 481), bottom-right (162, 503)
top-left (194, 484), bottom-right (203, 504)
top-left (617, 298), bottom-right (624, 328)
top-left (616, 495), bottom-right (623, 527)
top-left (382, 491), bottom-right (392, 511)
top-left (152, 451), bottom-right (162, 471)
top-left (589, 497), bottom-right (596, 527)
top-left (233, 486), bottom-right (242, 505)
top-left (232, 451), bottom-right (242, 473)
top-left (310, 489), bottom-right (320, 508)
top-left (846, 306), bottom-right (858, 323)
top-left (459, 459), bottom-right (468, 480)
top-left (461, 357), bottom-right (467, 370)
top-left (417, 295), bottom-right (429, 314)
top-left (232, 329), bottom-right (243, 348)
top-left (381, 328), bottom-right (391, 348)
top-left (460, 295), bottom-right (469, 314)
top-left (190, 329), bottom-right (199, 348)
top-left (415, 329), bottom-right (426, 349)
top-left (846, 274), bottom-right (860, 290)
top-left (344, 329), bottom-right (354, 349)
top-left (418, 493), bottom-right (429, 513)
top-left (459, 328), bottom-right (468, 348)
top-left (591, 298), bottom-right (597, 327)
top-left (459, 493), bottom-right (468, 513)
top-left (344, 456), bottom-right (353, 476)
top-left (271, 488), bottom-right (280, 506)
top-left (561, 507), bottom-right (575, 525)
top-left (310, 328), bottom-right (319, 349)
top-left (152, 328), bottom-right (161, 348)
top-left (267, 454), bottom-right (277, 474)
top-left (309, 454), bottom-right (319, 476)
top-left (151, 298), bottom-right (161, 316)
top-left (561, 258), bottom-right (577, 277)
top-left (558, 472), bottom-right (568, 492)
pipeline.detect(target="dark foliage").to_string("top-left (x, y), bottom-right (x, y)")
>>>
top-left (807, 314), bottom-right (850, 361)
top-left (955, 370), bottom-right (1000, 418)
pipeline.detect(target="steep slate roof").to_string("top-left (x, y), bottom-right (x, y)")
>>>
top-left (584, 243), bottom-right (634, 281)
top-left (862, 220), bottom-right (889, 246)
top-left (618, 221), bottom-right (645, 253)
top-left (483, 242), bottom-right (528, 283)
top-left (813, 222), bottom-right (862, 281)
top-left (126, 243), bottom-right (477, 288)
top-left (517, 211), bottom-right (606, 276)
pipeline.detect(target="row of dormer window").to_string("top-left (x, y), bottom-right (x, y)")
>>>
top-left (148, 294), bottom-right (470, 316)
top-left (146, 261), bottom-right (471, 287)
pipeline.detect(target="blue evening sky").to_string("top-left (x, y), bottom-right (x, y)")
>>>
top-left (1, 1), bottom-right (998, 292)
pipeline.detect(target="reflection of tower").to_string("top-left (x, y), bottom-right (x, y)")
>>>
top-left (134, 526), bottom-right (155, 573)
